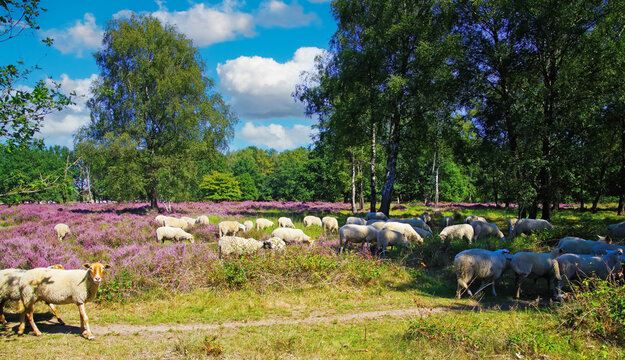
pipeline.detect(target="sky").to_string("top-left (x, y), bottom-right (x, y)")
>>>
top-left (2, 0), bottom-right (336, 152)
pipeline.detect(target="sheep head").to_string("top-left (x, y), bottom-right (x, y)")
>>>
top-left (83, 262), bottom-right (111, 284)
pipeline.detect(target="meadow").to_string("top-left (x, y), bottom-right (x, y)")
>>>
top-left (1, 201), bottom-right (624, 359)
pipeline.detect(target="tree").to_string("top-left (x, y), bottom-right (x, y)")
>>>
top-left (77, 15), bottom-right (236, 209)
top-left (199, 171), bottom-right (241, 201)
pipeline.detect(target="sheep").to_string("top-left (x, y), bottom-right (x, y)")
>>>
top-left (465, 215), bottom-right (487, 224)
top-left (18, 262), bottom-right (111, 340)
top-left (218, 221), bottom-right (246, 238)
top-left (510, 248), bottom-right (566, 298)
top-left (156, 226), bottom-right (194, 243)
top-left (243, 220), bottom-right (254, 232)
top-left (266, 237), bottom-right (286, 252)
top-left (554, 250), bottom-right (624, 301)
top-left (303, 216), bottom-right (323, 228)
top-left (454, 249), bottom-right (511, 298)
top-left (365, 212), bottom-right (388, 221)
top-left (557, 236), bottom-right (608, 254)
top-left (278, 217), bottom-right (295, 228)
top-left (0, 265), bottom-right (65, 325)
top-left (345, 216), bottom-right (366, 225)
top-left (419, 212), bottom-right (432, 225)
top-left (367, 221), bottom-right (386, 230)
top-left (155, 215), bottom-right (169, 226)
top-left (218, 236), bottom-right (272, 257)
top-left (394, 218), bottom-right (432, 232)
top-left (507, 218), bottom-right (518, 234)
top-left (338, 224), bottom-right (379, 253)
top-left (508, 218), bottom-right (553, 238)
top-left (382, 222), bottom-right (423, 243)
top-left (195, 215), bottom-right (210, 226)
top-left (255, 218), bottom-right (275, 231)
top-left (603, 222), bottom-right (625, 242)
top-left (322, 216), bottom-right (339, 234)
top-left (376, 229), bottom-right (409, 258)
top-left (591, 243), bottom-right (625, 255)
top-left (271, 228), bottom-right (313, 245)
top-left (163, 217), bottom-right (193, 231)
top-left (180, 216), bottom-right (197, 228)
top-left (413, 226), bottom-right (433, 239)
top-left (440, 224), bottom-right (475, 243)
top-left (471, 221), bottom-right (505, 242)
top-left (53, 223), bottom-right (70, 241)
top-left (443, 216), bottom-right (454, 227)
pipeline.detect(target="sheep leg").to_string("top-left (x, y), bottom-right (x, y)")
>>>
top-left (47, 303), bottom-right (65, 325)
top-left (23, 304), bottom-right (41, 336)
top-left (0, 300), bottom-right (6, 324)
top-left (78, 303), bottom-right (94, 340)
top-left (17, 309), bottom-right (25, 335)
top-left (515, 273), bottom-right (528, 298)
top-left (456, 278), bottom-right (472, 299)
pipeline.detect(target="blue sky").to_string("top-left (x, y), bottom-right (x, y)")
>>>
top-left (2, 0), bottom-right (336, 151)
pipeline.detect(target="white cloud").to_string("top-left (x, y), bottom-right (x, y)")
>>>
top-left (38, 74), bottom-right (98, 148)
top-left (217, 47), bottom-right (325, 119)
top-left (256, 0), bottom-right (318, 28)
top-left (238, 122), bottom-right (316, 150)
top-left (43, 13), bottom-right (103, 57)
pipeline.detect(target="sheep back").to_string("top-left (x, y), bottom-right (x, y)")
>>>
top-left (303, 216), bottom-right (322, 228)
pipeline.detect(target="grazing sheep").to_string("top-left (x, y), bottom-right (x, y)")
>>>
top-left (507, 218), bottom-right (518, 234)
top-left (377, 229), bottom-right (409, 258)
top-left (163, 217), bottom-right (193, 231)
top-left (218, 236), bottom-right (271, 257)
top-left (465, 215), bottom-right (487, 224)
top-left (53, 223), bottom-right (70, 241)
top-left (510, 248), bottom-right (565, 298)
top-left (322, 216), bottom-right (339, 234)
top-left (278, 217), bottom-right (295, 228)
top-left (255, 218), bottom-right (275, 231)
top-left (303, 216), bottom-right (323, 228)
top-left (454, 249), bottom-right (511, 298)
top-left (591, 243), bottom-right (625, 255)
top-left (603, 222), bottom-right (625, 242)
top-left (382, 222), bottom-right (423, 243)
top-left (338, 224), bottom-right (379, 253)
top-left (367, 221), bottom-right (386, 230)
top-left (243, 220), bottom-right (254, 232)
top-left (413, 227), bottom-right (433, 239)
top-left (155, 215), bottom-right (169, 226)
top-left (443, 216), bottom-right (454, 227)
top-left (0, 265), bottom-right (65, 325)
top-left (195, 215), bottom-right (210, 226)
top-left (471, 221), bottom-right (505, 242)
top-left (180, 217), bottom-right (197, 228)
top-left (419, 212), bottom-right (432, 225)
top-left (554, 250), bottom-right (624, 301)
top-left (266, 237), bottom-right (286, 252)
top-left (365, 212), bottom-right (388, 221)
top-left (271, 228), bottom-right (313, 245)
top-left (389, 218), bottom-right (432, 232)
top-left (18, 262), bottom-right (111, 340)
top-left (345, 216), bottom-right (367, 225)
top-left (557, 237), bottom-right (608, 254)
top-left (508, 218), bottom-right (553, 238)
top-left (156, 226), bottom-right (194, 243)
top-left (440, 224), bottom-right (475, 243)
top-left (218, 221), bottom-right (246, 238)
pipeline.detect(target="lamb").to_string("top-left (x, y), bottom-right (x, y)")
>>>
top-left (271, 228), bottom-right (313, 245)
top-left (557, 237), bottom-right (607, 254)
top-left (322, 216), bottom-right (339, 234)
top-left (591, 243), bottom-right (625, 255)
top-left (243, 220), bottom-right (254, 231)
top-left (278, 217), bottom-right (295, 228)
top-left (195, 215), bottom-right (210, 226)
top-left (338, 224), bottom-right (379, 253)
top-left (465, 215), bottom-right (487, 224)
top-left (365, 212), bottom-right (388, 221)
top-left (603, 222), bottom-right (625, 242)
top-left (382, 222), bottom-right (423, 243)
top-left (303, 216), bottom-right (323, 228)
top-left (439, 224), bottom-right (475, 243)
top-left (163, 217), bottom-right (193, 231)
top-left (443, 216), bottom-right (454, 227)
top-left (471, 221), bottom-right (505, 242)
top-left (345, 216), bottom-right (366, 225)
top-left (266, 237), bottom-right (286, 252)
top-left (255, 218), bottom-right (275, 231)
top-left (376, 229), bottom-right (409, 258)
top-left (53, 223), bottom-right (70, 241)
top-left (554, 250), bottom-right (624, 301)
top-left (218, 236), bottom-right (272, 257)
top-left (510, 248), bottom-right (565, 298)
top-left (156, 226), bottom-right (194, 243)
top-left (508, 218), bottom-right (553, 238)
top-left (454, 249), bottom-right (511, 298)
top-left (218, 221), bottom-right (246, 238)
top-left (18, 262), bottom-right (111, 340)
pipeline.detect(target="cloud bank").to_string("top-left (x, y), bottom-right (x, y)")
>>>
top-left (237, 122), bottom-right (316, 151)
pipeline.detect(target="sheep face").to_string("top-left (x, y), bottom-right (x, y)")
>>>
top-left (82, 263), bottom-right (111, 284)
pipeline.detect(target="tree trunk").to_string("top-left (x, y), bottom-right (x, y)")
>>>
top-left (618, 194), bottom-right (624, 216)
top-left (379, 109), bottom-right (401, 217)
top-left (351, 151), bottom-right (357, 214)
top-left (618, 117), bottom-right (625, 215)
top-left (426, 151), bottom-right (437, 206)
top-left (529, 202), bottom-right (538, 219)
top-left (150, 186), bottom-right (159, 210)
top-left (591, 161), bottom-right (609, 214)
top-left (579, 173), bottom-right (585, 210)
top-left (434, 159), bottom-right (439, 208)
top-left (369, 125), bottom-right (377, 213)
top-left (358, 161), bottom-right (365, 210)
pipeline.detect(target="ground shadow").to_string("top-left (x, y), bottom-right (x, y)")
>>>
top-left (0, 312), bottom-right (82, 338)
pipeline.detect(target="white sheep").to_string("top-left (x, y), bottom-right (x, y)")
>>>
top-left (53, 223), bottom-right (70, 241)
top-left (365, 212), bottom-right (388, 221)
top-left (271, 228), bottom-right (313, 245)
top-left (507, 218), bottom-right (518, 234)
top-left (554, 250), bottom-right (624, 301)
top-left (465, 215), bottom-right (487, 224)
top-left (303, 216), bottom-right (323, 228)
top-left (382, 222), bottom-right (423, 243)
top-left (322, 216), bottom-right (339, 234)
top-left (413, 226), bottom-right (433, 239)
top-left (471, 221), bottom-right (505, 242)
top-left (591, 243), bottom-right (625, 255)
top-left (180, 216), bottom-right (197, 228)
top-left (156, 226), bottom-right (194, 243)
top-left (439, 224), bottom-right (475, 243)
top-left (345, 216), bottom-right (367, 225)
top-left (376, 229), bottom-right (409, 258)
top-left (603, 222), bottom-right (625, 242)
top-left (218, 221), bottom-right (246, 238)
top-left (218, 236), bottom-right (271, 257)
top-left (243, 220), bottom-right (254, 232)
top-left (155, 215), bottom-right (173, 226)
top-left (163, 217), bottom-right (193, 231)
top-left (443, 216), bottom-right (454, 227)
top-left (195, 215), bottom-right (210, 226)
top-left (266, 237), bottom-right (286, 252)
top-left (338, 224), bottom-right (379, 253)
top-left (255, 218), bottom-right (275, 231)
top-left (390, 218), bottom-right (432, 232)
top-left (454, 249), bottom-right (511, 298)
top-left (18, 262), bottom-right (111, 340)
top-left (508, 218), bottom-right (553, 238)
top-left (557, 237), bottom-right (607, 254)
top-left (510, 248), bottom-right (565, 298)
top-left (278, 217), bottom-right (295, 228)
top-left (367, 220), bottom-right (386, 230)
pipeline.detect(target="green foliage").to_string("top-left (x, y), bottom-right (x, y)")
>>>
top-left (438, 160), bottom-right (471, 202)
top-left (236, 173), bottom-right (258, 200)
top-left (199, 171), bottom-right (241, 201)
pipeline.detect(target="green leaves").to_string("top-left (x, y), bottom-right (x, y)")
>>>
top-left (199, 171), bottom-right (242, 202)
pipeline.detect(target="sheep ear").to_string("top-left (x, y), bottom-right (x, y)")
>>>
top-left (104, 264), bottom-right (111, 269)
top-left (83, 263), bottom-right (91, 269)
